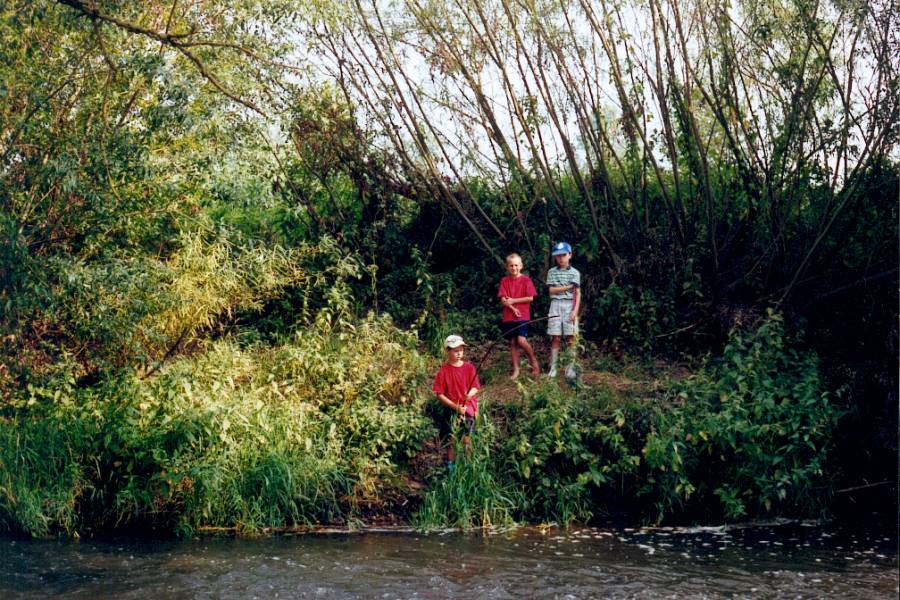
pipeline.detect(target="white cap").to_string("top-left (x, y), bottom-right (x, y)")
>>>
top-left (444, 334), bottom-right (466, 349)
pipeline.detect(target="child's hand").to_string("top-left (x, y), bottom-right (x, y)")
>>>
top-left (512, 306), bottom-right (521, 318)
top-left (568, 311), bottom-right (577, 323)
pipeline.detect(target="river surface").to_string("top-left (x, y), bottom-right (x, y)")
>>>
top-left (1, 520), bottom-right (896, 598)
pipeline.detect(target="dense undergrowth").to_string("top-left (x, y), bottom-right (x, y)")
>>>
top-left (1, 313), bottom-right (433, 537)
top-left (0, 2), bottom-right (892, 539)
top-left (1, 309), bottom-right (841, 537)
top-left (414, 312), bottom-right (839, 529)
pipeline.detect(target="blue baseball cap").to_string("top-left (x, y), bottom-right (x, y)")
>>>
top-left (551, 241), bottom-right (572, 256)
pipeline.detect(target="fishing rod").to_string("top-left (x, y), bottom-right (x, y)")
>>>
top-left (471, 315), bottom-right (558, 376)
top-left (443, 315), bottom-right (564, 465)
top-left (455, 314), bottom-right (562, 419)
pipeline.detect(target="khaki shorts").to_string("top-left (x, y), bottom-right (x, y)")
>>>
top-left (547, 298), bottom-right (578, 336)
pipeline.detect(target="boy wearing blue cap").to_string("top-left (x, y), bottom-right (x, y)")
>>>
top-left (546, 242), bottom-right (580, 378)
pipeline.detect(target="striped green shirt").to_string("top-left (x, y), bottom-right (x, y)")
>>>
top-left (546, 266), bottom-right (581, 300)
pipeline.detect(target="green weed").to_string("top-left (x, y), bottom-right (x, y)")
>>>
top-left (414, 413), bottom-right (520, 529)
top-left (0, 311), bottom-right (434, 537)
top-left (641, 312), bottom-right (842, 522)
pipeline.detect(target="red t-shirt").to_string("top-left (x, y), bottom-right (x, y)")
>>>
top-left (432, 361), bottom-right (481, 416)
top-left (497, 275), bottom-right (538, 321)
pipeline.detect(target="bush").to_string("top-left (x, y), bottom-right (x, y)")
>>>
top-left (499, 383), bottom-right (642, 525)
top-left (641, 312), bottom-right (842, 522)
top-left (0, 305), bottom-right (845, 536)
top-left (415, 383), bottom-right (644, 529)
top-left (414, 314), bottom-right (842, 529)
top-left (591, 283), bottom-right (676, 353)
top-left (0, 312), bottom-right (434, 536)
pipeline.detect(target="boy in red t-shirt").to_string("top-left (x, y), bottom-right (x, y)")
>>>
top-left (431, 334), bottom-right (480, 465)
top-left (497, 253), bottom-right (540, 378)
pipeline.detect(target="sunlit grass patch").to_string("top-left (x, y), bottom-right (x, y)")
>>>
top-left (0, 313), bottom-right (434, 537)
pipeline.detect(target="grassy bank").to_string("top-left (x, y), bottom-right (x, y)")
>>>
top-left (0, 312), bottom-right (841, 537)
top-left (1, 313), bottom-right (433, 536)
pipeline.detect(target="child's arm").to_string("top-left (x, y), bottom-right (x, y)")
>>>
top-left (437, 393), bottom-right (467, 415)
top-left (465, 366), bottom-right (481, 415)
top-left (570, 286), bottom-right (581, 322)
top-left (503, 295), bottom-right (532, 319)
top-left (465, 387), bottom-right (479, 416)
top-left (501, 297), bottom-right (521, 318)
top-left (433, 369), bottom-right (465, 415)
top-left (548, 284), bottom-right (575, 295)
top-left (505, 277), bottom-right (536, 309)
top-left (499, 279), bottom-right (522, 318)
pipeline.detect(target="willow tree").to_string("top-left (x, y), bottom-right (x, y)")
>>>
top-left (303, 0), bottom-right (897, 309)
top-left (0, 0), bottom-right (310, 387)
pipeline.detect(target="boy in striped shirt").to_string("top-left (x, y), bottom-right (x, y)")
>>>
top-left (546, 242), bottom-right (581, 378)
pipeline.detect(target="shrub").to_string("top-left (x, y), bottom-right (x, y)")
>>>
top-left (641, 312), bottom-right (842, 522)
top-left (500, 383), bottom-right (641, 524)
top-left (591, 283), bottom-right (677, 354)
top-left (0, 312), bottom-right (434, 536)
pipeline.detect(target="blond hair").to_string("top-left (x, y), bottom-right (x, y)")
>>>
top-left (505, 253), bottom-right (523, 264)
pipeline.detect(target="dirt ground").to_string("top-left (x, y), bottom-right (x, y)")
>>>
top-left (468, 337), bottom-right (690, 405)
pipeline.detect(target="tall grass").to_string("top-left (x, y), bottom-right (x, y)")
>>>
top-left (414, 414), bottom-right (520, 529)
top-left (0, 313), bottom-right (434, 537)
top-left (0, 415), bottom-right (91, 537)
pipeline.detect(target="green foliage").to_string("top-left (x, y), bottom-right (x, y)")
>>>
top-left (0, 0), bottom-right (887, 537)
top-left (592, 284), bottom-right (677, 353)
top-left (421, 309), bottom-right (498, 359)
top-left (504, 385), bottom-right (593, 523)
top-left (500, 384), bottom-right (641, 525)
top-left (0, 0), bottom-right (319, 387)
top-left (414, 315), bottom-right (842, 529)
top-left (0, 411), bottom-right (91, 537)
top-left (641, 312), bottom-right (842, 522)
top-left (415, 384), bottom-right (644, 529)
top-left (1, 310), bottom-right (848, 535)
top-left (414, 415), bottom-right (520, 529)
top-left (0, 311), bottom-right (434, 537)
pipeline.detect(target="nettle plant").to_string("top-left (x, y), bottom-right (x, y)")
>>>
top-left (641, 312), bottom-right (842, 522)
top-left (501, 383), bottom-right (641, 525)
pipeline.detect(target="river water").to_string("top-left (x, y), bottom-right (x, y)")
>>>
top-left (1, 521), bottom-right (896, 598)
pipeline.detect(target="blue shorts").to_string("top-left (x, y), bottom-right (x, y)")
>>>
top-left (500, 320), bottom-right (529, 340)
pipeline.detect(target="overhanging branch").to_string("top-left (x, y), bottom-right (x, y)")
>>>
top-left (55, 0), bottom-right (266, 116)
